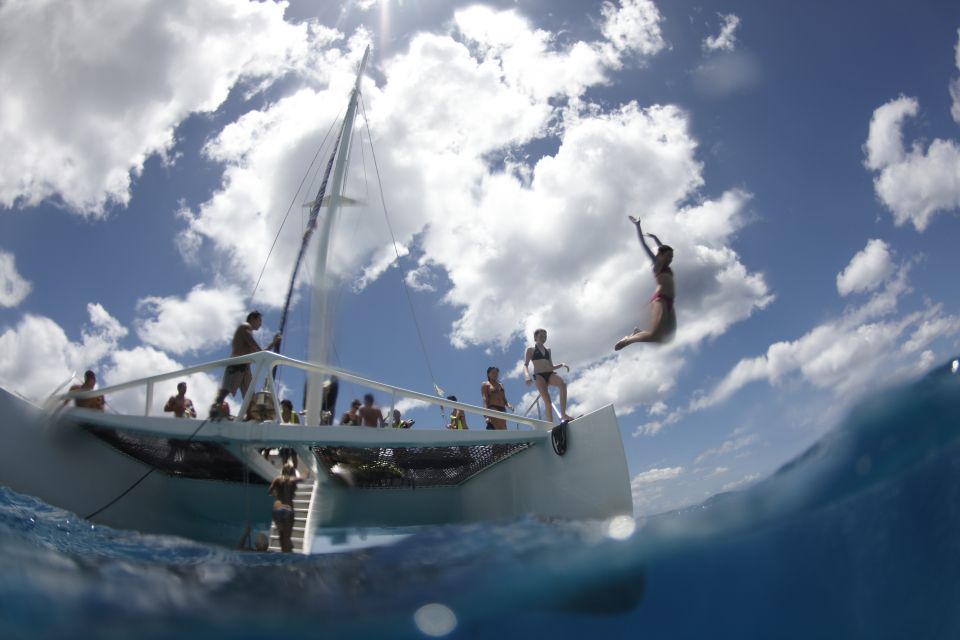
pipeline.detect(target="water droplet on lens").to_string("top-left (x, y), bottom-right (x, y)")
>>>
top-left (607, 515), bottom-right (636, 540)
top-left (413, 603), bottom-right (457, 637)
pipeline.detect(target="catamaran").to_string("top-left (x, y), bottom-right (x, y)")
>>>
top-left (0, 47), bottom-right (632, 553)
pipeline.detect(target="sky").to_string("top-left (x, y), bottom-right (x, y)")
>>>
top-left (2, 0), bottom-right (960, 516)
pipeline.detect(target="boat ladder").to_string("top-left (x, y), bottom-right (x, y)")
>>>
top-left (268, 478), bottom-right (314, 553)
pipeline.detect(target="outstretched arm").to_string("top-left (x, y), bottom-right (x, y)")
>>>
top-left (629, 216), bottom-right (656, 263)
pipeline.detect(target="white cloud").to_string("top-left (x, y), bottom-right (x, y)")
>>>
top-left (599, 0), bottom-right (667, 60)
top-left (355, 243), bottom-right (408, 291)
top-left (632, 466), bottom-right (684, 484)
top-left (394, 397), bottom-right (430, 415)
top-left (703, 14), bottom-right (741, 52)
top-left (0, 251), bottom-right (31, 307)
top-left (630, 465), bottom-right (684, 515)
top-left (951, 28), bottom-right (960, 124)
top-left (176, 4), bottom-right (768, 423)
top-left (0, 0), bottom-right (340, 215)
top-left (0, 304), bottom-right (127, 401)
top-left (693, 262), bottom-right (960, 411)
top-left (454, 6), bottom-right (609, 101)
top-left (900, 311), bottom-right (960, 354)
top-left (694, 429), bottom-right (757, 464)
top-left (864, 89), bottom-right (960, 231)
top-left (836, 239), bottom-right (895, 296)
top-left (0, 303), bottom-right (222, 412)
top-left (102, 346), bottom-right (220, 416)
top-left (135, 285), bottom-right (248, 356)
top-left (721, 472), bottom-right (760, 492)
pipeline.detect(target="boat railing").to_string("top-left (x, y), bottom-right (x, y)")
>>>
top-left (57, 350), bottom-right (553, 431)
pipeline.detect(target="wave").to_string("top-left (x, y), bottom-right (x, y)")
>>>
top-left (1, 357), bottom-right (959, 639)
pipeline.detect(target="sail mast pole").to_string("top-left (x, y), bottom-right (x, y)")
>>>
top-left (304, 46), bottom-right (370, 426)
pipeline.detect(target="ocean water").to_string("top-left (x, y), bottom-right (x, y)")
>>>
top-left (2, 360), bottom-right (959, 639)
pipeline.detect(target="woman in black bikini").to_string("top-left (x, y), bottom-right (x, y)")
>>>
top-left (524, 329), bottom-right (573, 423)
top-left (267, 463), bottom-right (302, 553)
top-left (615, 216), bottom-right (676, 350)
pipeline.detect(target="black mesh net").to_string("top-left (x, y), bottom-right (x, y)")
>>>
top-left (83, 423), bottom-right (268, 484)
top-left (313, 442), bottom-right (534, 488)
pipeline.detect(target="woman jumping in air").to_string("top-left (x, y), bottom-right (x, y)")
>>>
top-left (615, 216), bottom-right (676, 350)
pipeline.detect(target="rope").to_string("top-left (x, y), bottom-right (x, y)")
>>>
top-left (358, 93), bottom-right (441, 395)
top-left (84, 418), bottom-right (212, 520)
top-left (250, 107), bottom-right (343, 304)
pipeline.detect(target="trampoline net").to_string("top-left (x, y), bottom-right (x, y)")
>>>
top-left (313, 442), bottom-right (534, 488)
top-left (83, 423), bottom-right (268, 484)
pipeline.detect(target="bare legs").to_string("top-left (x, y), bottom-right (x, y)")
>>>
top-left (615, 300), bottom-right (675, 350)
top-left (535, 374), bottom-right (573, 423)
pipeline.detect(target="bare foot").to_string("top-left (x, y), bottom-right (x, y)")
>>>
top-left (614, 336), bottom-right (631, 351)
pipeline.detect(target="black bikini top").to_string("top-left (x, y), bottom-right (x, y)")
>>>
top-left (531, 345), bottom-right (551, 362)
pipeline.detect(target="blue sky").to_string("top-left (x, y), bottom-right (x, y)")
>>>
top-left (2, 0), bottom-right (959, 515)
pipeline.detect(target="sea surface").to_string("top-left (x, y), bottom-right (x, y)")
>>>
top-left (2, 359), bottom-right (959, 639)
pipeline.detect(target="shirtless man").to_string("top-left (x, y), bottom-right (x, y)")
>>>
top-left (67, 370), bottom-right (105, 411)
top-left (523, 329), bottom-right (572, 423)
top-left (357, 393), bottom-right (385, 428)
top-left (214, 311), bottom-right (281, 408)
top-left (481, 366), bottom-right (512, 430)
top-left (267, 463), bottom-right (302, 553)
top-left (340, 399), bottom-right (361, 425)
top-left (615, 216), bottom-right (676, 350)
top-left (164, 382), bottom-right (196, 418)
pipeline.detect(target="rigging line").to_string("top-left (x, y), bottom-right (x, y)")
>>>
top-left (358, 93), bottom-right (440, 392)
top-left (249, 107), bottom-right (344, 303)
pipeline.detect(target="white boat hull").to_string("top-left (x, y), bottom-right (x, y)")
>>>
top-left (0, 386), bottom-right (632, 549)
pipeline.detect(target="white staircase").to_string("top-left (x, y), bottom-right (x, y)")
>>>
top-left (268, 478), bottom-right (314, 553)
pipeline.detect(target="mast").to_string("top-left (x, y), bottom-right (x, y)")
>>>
top-left (304, 45), bottom-right (370, 426)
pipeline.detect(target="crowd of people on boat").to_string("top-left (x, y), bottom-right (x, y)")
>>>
top-left (69, 216), bottom-right (675, 430)
top-left (64, 216), bottom-right (674, 554)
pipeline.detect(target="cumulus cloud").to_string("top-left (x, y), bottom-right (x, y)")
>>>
top-left (694, 428), bottom-right (757, 464)
top-left (102, 346), bottom-right (220, 416)
top-left (630, 465), bottom-right (684, 514)
top-left (0, 304), bottom-right (127, 401)
top-left (0, 303), bottom-right (220, 412)
top-left (693, 259), bottom-right (960, 411)
top-left (864, 71), bottom-right (960, 231)
top-left (135, 285), bottom-right (248, 356)
top-left (951, 29), bottom-right (960, 124)
top-left (836, 239), bottom-right (895, 296)
top-left (0, 251), bottom-right (31, 307)
top-left (0, 0), bottom-right (340, 215)
top-left (632, 466), bottom-right (684, 484)
top-left (173, 3), bottom-right (768, 422)
top-left (703, 14), bottom-right (741, 52)
top-left (599, 0), bottom-right (667, 61)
